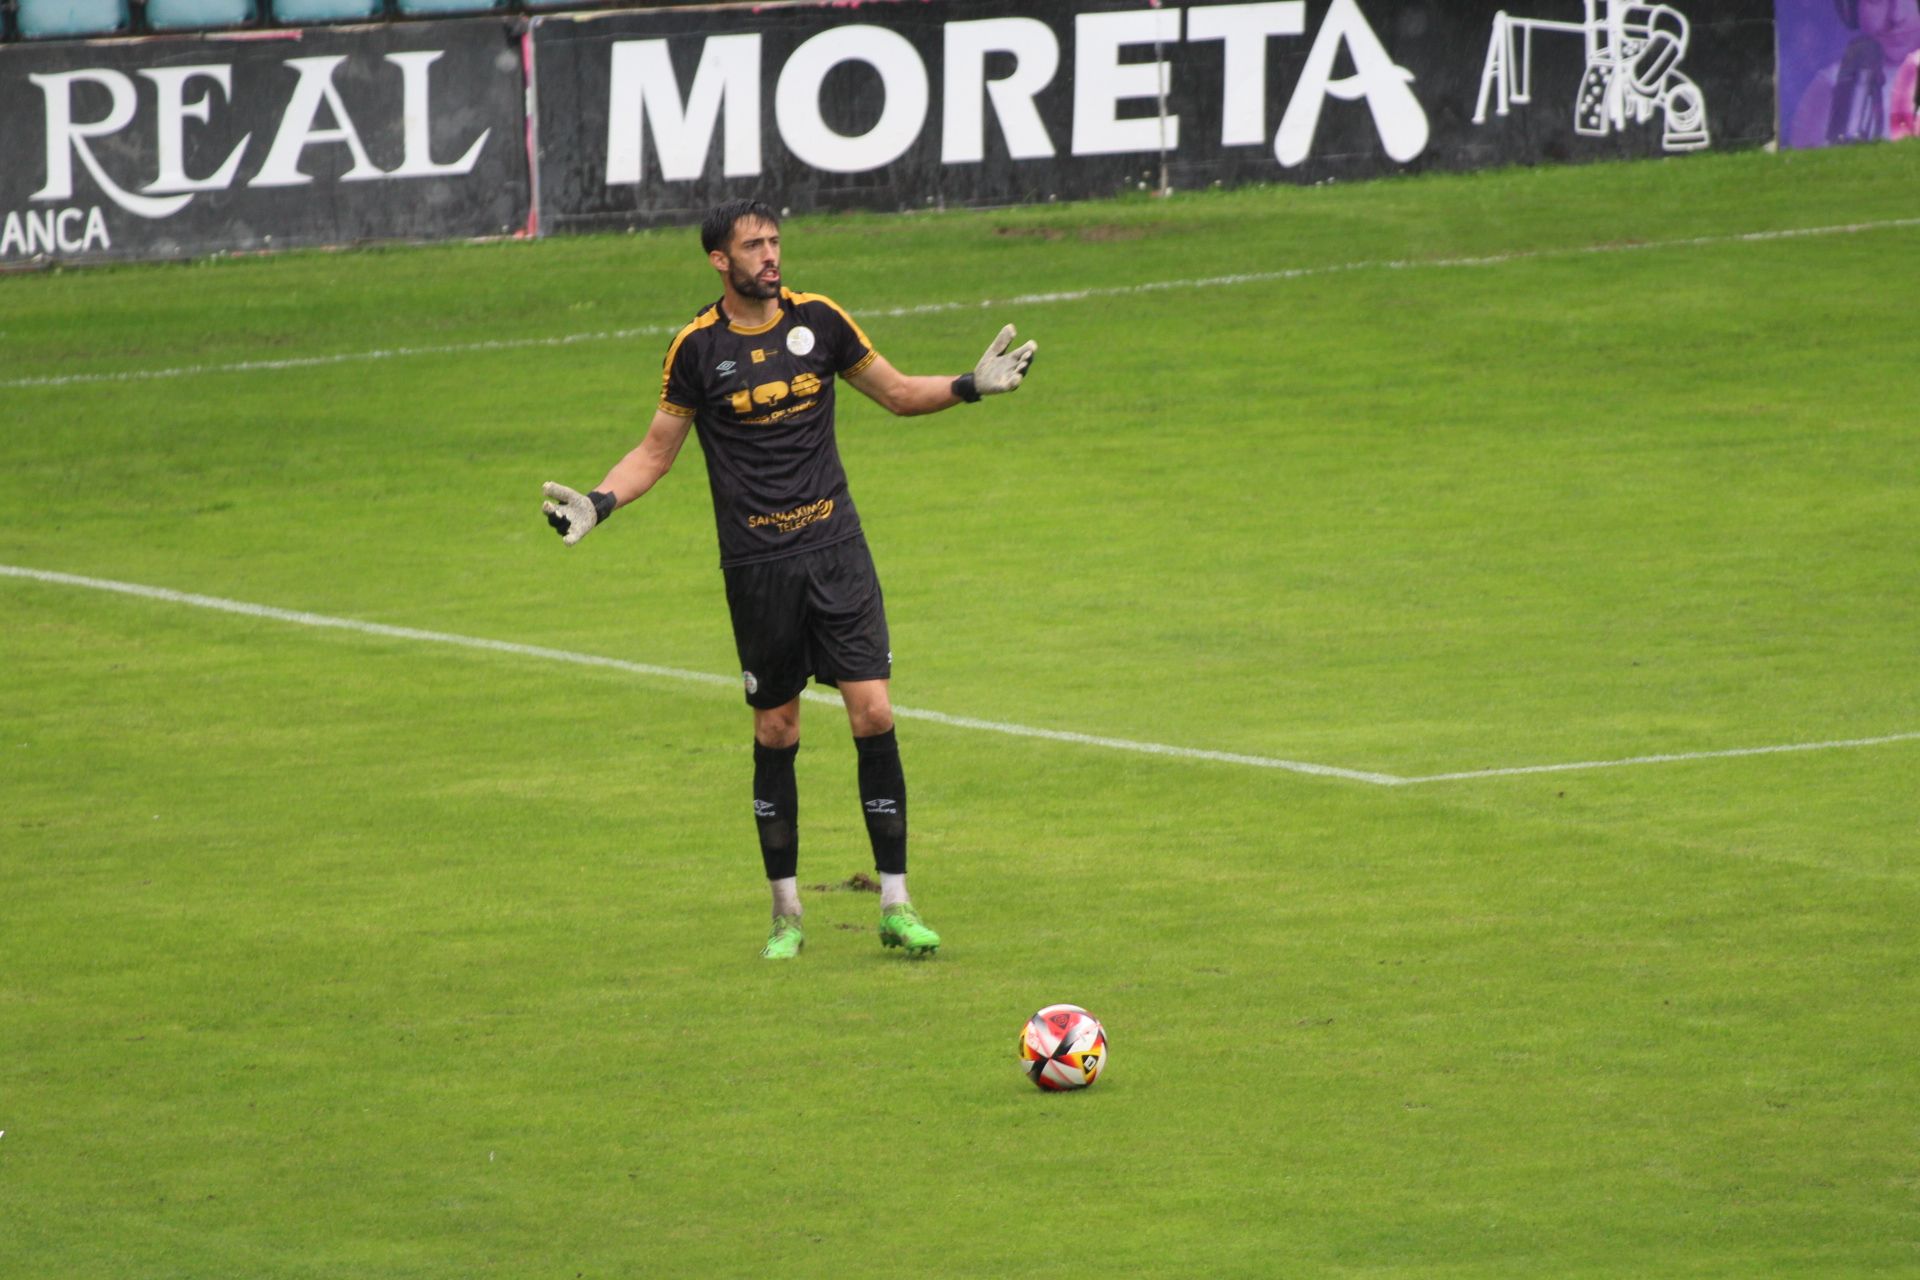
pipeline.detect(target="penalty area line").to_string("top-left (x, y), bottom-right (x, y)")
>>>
top-left (1394, 733), bottom-right (1920, 784)
top-left (0, 563), bottom-right (739, 690)
top-left (5, 563), bottom-right (1915, 788)
top-left (6, 215), bottom-right (1918, 391)
top-left (0, 563), bottom-right (1397, 786)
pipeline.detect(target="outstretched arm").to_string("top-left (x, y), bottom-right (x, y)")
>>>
top-left (846, 324), bottom-right (1037, 417)
top-left (541, 408), bottom-right (694, 546)
top-left (594, 408), bottom-right (695, 506)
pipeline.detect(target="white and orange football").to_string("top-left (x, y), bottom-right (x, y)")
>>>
top-left (1019, 1003), bottom-right (1108, 1091)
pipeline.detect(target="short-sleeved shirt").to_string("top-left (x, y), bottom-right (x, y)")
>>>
top-left (659, 288), bottom-right (879, 567)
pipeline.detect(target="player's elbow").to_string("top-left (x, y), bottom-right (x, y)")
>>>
top-left (640, 440), bottom-right (680, 477)
top-left (895, 386), bottom-right (948, 417)
top-left (876, 386), bottom-right (918, 417)
top-left (859, 376), bottom-right (923, 417)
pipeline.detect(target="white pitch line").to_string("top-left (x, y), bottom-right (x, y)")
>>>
top-left (0, 564), bottom-right (1398, 785)
top-left (879, 705), bottom-right (1402, 785)
top-left (5, 563), bottom-right (1916, 787)
top-left (0, 563), bottom-right (739, 689)
top-left (1395, 733), bottom-right (1920, 784)
top-left (7, 216), bottom-right (1918, 392)
top-left (0, 326), bottom-right (685, 391)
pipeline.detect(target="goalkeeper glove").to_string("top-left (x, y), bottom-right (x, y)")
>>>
top-left (542, 482), bottom-right (616, 546)
top-left (952, 324), bottom-right (1037, 403)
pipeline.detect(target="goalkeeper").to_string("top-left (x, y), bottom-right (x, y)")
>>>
top-left (541, 198), bottom-right (1036, 961)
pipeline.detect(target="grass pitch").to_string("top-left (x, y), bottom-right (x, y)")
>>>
top-left (4, 144), bottom-right (1918, 1278)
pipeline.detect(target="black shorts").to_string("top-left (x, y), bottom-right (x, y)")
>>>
top-left (722, 535), bottom-right (892, 709)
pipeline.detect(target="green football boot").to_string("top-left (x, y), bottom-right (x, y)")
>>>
top-left (760, 914), bottom-right (805, 960)
top-left (879, 903), bottom-right (941, 957)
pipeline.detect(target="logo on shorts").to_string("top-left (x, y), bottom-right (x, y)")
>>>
top-left (786, 326), bottom-right (816, 357)
top-left (743, 670), bottom-right (759, 695)
top-left (747, 498), bottom-right (834, 534)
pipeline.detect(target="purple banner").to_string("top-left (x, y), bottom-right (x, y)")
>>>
top-left (1778, 0), bottom-right (1920, 146)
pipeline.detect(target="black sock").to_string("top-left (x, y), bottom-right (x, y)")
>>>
top-left (753, 741), bottom-right (800, 882)
top-left (854, 728), bottom-right (907, 876)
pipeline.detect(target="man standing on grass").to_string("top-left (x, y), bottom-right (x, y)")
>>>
top-left (540, 199), bottom-right (1036, 960)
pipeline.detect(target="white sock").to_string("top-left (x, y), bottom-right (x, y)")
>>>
top-left (879, 873), bottom-right (909, 909)
top-left (770, 877), bottom-right (802, 918)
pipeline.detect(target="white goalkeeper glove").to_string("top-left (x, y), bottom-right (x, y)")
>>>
top-left (542, 482), bottom-right (616, 546)
top-left (952, 324), bottom-right (1037, 402)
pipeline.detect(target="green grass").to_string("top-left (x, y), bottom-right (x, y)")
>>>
top-left (4, 144), bottom-right (1918, 1277)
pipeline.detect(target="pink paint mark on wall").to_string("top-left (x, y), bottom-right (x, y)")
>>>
top-left (1893, 49), bottom-right (1920, 139)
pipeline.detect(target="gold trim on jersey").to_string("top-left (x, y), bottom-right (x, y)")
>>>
top-left (843, 349), bottom-right (879, 378)
top-left (727, 308), bottom-right (785, 336)
top-left (783, 287), bottom-right (874, 352)
top-left (660, 307), bottom-right (721, 412)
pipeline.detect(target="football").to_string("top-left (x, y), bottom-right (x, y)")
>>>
top-left (1019, 1003), bottom-right (1108, 1091)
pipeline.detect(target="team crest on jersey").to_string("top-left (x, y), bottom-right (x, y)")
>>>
top-left (743, 670), bottom-right (759, 695)
top-left (786, 326), bottom-right (816, 357)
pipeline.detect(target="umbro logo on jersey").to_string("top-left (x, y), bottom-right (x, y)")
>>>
top-left (716, 360), bottom-right (737, 376)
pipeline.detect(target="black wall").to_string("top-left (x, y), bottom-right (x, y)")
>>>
top-left (534, 0), bottom-right (1777, 233)
top-left (0, 1), bottom-right (1779, 263)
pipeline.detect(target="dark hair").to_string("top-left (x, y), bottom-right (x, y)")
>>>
top-left (701, 200), bottom-right (781, 255)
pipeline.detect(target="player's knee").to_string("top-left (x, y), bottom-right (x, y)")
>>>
top-left (754, 709), bottom-right (800, 749)
top-left (847, 702), bottom-right (894, 738)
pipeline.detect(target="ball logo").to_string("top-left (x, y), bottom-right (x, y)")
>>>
top-left (1020, 1003), bottom-right (1107, 1092)
top-left (786, 325), bottom-right (816, 356)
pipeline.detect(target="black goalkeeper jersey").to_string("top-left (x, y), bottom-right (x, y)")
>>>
top-left (659, 288), bottom-right (879, 568)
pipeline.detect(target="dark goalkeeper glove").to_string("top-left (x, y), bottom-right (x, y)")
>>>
top-left (542, 482), bottom-right (616, 546)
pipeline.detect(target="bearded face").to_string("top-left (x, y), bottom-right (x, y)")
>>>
top-left (718, 216), bottom-right (782, 300)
